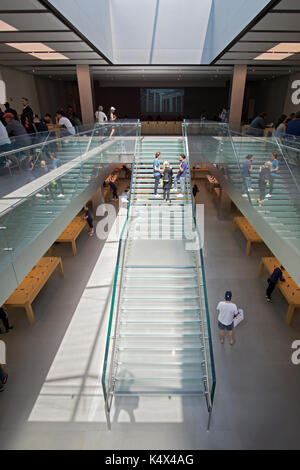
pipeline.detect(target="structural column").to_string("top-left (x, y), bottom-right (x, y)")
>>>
top-left (76, 65), bottom-right (94, 124)
top-left (229, 65), bottom-right (247, 132)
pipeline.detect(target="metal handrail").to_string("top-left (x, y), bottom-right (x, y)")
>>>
top-left (0, 127), bottom-right (95, 160)
top-left (182, 121), bottom-right (215, 419)
top-left (102, 122), bottom-right (141, 427)
top-left (273, 136), bottom-right (300, 194)
top-left (0, 122), bottom-right (140, 160)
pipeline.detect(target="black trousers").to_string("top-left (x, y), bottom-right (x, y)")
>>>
top-left (163, 187), bottom-right (170, 200)
top-left (0, 307), bottom-right (10, 332)
top-left (269, 175), bottom-right (274, 194)
top-left (259, 180), bottom-right (267, 201)
top-left (266, 280), bottom-right (276, 299)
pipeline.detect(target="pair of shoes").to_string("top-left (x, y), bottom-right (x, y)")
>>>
top-left (242, 193), bottom-right (248, 197)
top-left (154, 194), bottom-right (161, 198)
top-left (265, 193), bottom-right (271, 198)
top-left (57, 193), bottom-right (65, 198)
top-left (35, 193), bottom-right (44, 198)
top-left (248, 188), bottom-right (254, 192)
top-left (177, 194), bottom-right (184, 198)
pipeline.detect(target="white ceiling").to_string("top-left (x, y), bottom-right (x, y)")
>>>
top-left (0, 0), bottom-right (300, 79)
top-left (0, 0), bottom-right (108, 67)
top-left (215, 0), bottom-right (300, 65)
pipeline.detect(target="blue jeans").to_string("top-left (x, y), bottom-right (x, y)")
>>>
top-left (154, 174), bottom-right (160, 195)
top-left (243, 176), bottom-right (251, 193)
top-left (174, 176), bottom-right (186, 194)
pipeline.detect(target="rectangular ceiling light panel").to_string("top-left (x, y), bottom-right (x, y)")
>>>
top-left (268, 43), bottom-right (300, 53)
top-left (254, 52), bottom-right (294, 60)
top-left (29, 52), bottom-right (69, 60)
top-left (6, 42), bottom-right (54, 52)
top-left (0, 20), bottom-right (18, 31)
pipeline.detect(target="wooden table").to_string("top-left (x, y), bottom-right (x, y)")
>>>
top-left (206, 174), bottom-right (219, 192)
top-left (233, 216), bottom-right (263, 256)
top-left (4, 257), bottom-right (64, 325)
top-left (259, 257), bottom-right (300, 325)
top-left (52, 216), bottom-right (87, 256)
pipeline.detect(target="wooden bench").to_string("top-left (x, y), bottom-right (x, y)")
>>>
top-left (191, 166), bottom-right (209, 179)
top-left (233, 216), bottom-right (263, 256)
top-left (51, 216), bottom-right (87, 256)
top-left (259, 257), bottom-right (300, 325)
top-left (4, 257), bottom-right (64, 325)
top-left (206, 174), bottom-right (219, 192)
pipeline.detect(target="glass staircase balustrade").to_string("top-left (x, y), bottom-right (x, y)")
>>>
top-left (184, 121), bottom-right (300, 285)
top-left (102, 126), bottom-right (215, 429)
top-left (0, 122), bottom-right (140, 305)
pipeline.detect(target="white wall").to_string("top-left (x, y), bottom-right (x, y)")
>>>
top-left (0, 65), bottom-right (41, 116)
top-left (283, 73), bottom-right (300, 116)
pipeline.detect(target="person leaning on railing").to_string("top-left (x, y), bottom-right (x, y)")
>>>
top-left (246, 112), bottom-right (267, 137)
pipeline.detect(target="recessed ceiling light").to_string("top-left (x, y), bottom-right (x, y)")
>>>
top-left (0, 20), bottom-right (17, 31)
top-left (269, 43), bottom-right (300, 53)
top-left (254, 52), bottom-right (293, 61)
top-left (29, 52), bottom-right (69, 60)
top-left (6, 42), bottom-right (54, 52)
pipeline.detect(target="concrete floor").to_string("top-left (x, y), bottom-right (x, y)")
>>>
top-left (1, 180), bottom-right (300, 450)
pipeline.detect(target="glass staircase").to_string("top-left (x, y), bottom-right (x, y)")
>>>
top-left (0, 123), bottom-right (139, 306)
top-left (184, 121), bottom-right (300, 285)
top-left (102, 136), bottom-right (216, 429)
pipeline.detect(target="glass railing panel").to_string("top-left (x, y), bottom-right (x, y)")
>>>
top-left (0, 121), bottom-right (140, 308)
top-left (0, 122), bottom-right (139, 198)
top-left (183, 121), bottom-right (216, 408)
top-left (102, 124), bottom-right (141, 407)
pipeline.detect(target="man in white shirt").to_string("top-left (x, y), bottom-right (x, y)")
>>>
top-left (217, 291), bottom-right (238, 345)
top-left (56, 110), bottom-right (75, 136)
top-left (95, 106), bottom-right (107, 123)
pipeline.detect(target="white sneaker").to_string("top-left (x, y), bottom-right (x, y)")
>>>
top-left (177, 194), bottom-right (184, 198)
top-left (154, 194), bottom-right (161, 198)
top-left (57, 193), bottom-right (65, 198)
top-left (265, 193), bottom-right (271, 198)
top-left (242, 194), bottom-right (248, 197)
top-left (248, 188), bottom-right (254, 192)
top-left (171, 188), bottom-right (176, 192)
top-left (35, 193), bottom-right (43, 197)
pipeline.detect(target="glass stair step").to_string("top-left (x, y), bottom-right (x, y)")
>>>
top-left (120, 313), bottom-right (202, 322)
top-left (113, 379), bottom-right (207, 396)
top-left (117, 349), bottom-right (204, 365)
top-left (114, 364), bottom-right (206, 379)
